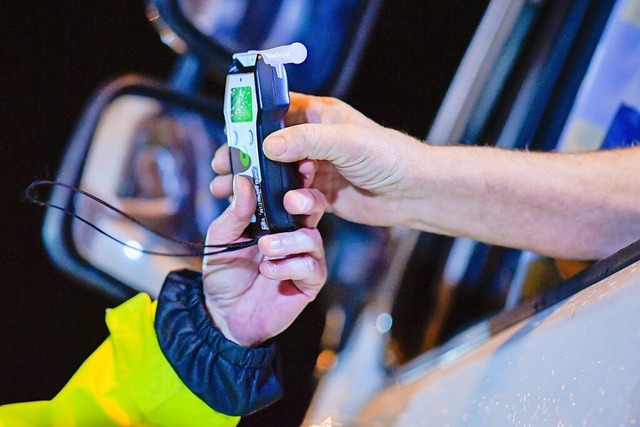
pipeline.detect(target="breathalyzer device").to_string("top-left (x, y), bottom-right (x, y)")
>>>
top-left (223, 42), bottom-right (307, 237)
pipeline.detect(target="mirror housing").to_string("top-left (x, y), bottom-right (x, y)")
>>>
top-left (43, 75), bottom-right (227, 301)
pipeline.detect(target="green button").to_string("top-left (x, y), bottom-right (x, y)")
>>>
top-left (240, 151), bottom-right (251, 167)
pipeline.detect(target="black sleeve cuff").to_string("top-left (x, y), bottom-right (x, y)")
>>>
top-left (154, 269), bottom-right (282, 416)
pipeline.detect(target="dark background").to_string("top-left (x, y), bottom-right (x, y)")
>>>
top-left (1, 1), bottom-right (487, 425)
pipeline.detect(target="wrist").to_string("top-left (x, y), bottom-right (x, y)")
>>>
top-left (154, 269), bottom-right (282, 415)
top-left (205, 302), bottom-right (236, 343)
top-left (205, 298), bottom-right (263, 348)
top-left (394, 137), bottom-right (435, 228)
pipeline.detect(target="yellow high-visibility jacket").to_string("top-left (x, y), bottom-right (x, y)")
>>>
top-left (0, 270), bottom-right (281, 426)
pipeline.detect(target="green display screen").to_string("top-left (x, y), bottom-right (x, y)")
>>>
top-left (231, 86), bottom-right (253, 122)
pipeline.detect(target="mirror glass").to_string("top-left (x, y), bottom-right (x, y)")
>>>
top-left (72, 93), bottom-right (227, 297)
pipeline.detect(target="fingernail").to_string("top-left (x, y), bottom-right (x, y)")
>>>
top-left (265, 136), bottom-right (286, 156)
top-left (291, 192), bottom-right (310, 212)
top-left (268, 237), bottom-right (282, 252)
top-left (230, 176), bottom-right (238, 208)
top-left (264, 260), bottom-right (277, 275)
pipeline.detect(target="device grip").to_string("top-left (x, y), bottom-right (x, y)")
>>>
top-left (256, 58), bottom-right (302, 233)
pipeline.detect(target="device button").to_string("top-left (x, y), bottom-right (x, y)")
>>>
top-left (246, 130), bottom-right (254, 145)
top-left (229, 130), bottom-right (239, 146)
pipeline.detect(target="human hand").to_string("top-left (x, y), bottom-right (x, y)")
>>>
top-left (211, 93), bottom-right (427, 228)
top-left (203, 175), bottom-right (327, 348)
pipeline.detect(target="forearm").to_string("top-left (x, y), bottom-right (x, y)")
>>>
top-left (403, 144), bottom-right (640, 260)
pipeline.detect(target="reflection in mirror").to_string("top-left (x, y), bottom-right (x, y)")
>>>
top-left (73, 94), bottom-right (226, 297)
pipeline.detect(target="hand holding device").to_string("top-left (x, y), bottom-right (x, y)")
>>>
top-left (263, 92), bottom-right (423, 229)
top-left (202, 175), bottom-right (327, 347)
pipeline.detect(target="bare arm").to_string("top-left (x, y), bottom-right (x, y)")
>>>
top-left (253, 93), bottom-right (640, 261)
top-left (404, 144), bottom-right (640, 260)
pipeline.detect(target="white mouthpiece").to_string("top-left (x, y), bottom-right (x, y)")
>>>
top-left (258, 42), bottom-right (308, 65)
top-left (238, 42), bottom-right (307, 78)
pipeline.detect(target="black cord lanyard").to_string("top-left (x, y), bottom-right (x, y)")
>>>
top-left (26, 180), bottom-right (258, 257)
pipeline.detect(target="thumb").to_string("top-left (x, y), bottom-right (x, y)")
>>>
top-left (264, 123), bottom-right (364, 166)
top-left (206, 175), bottom-right (256, 246)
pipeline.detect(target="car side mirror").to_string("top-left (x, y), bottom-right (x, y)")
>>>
top-left (41, 75), bottom-right (228, 301)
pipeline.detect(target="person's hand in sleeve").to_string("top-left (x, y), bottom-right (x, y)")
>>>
top-left (152, 172), bottom-right (328, 416)
top-left (203, 174), bottom-right (328, 347)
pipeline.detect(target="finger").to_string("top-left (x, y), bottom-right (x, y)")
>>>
top-left (263, 124), bottom-right (344, 163)
top-left (258, 228), bottom-right (324, 260)
top-left (283, 188), bottom-right (327, 228)
top-left (210, 174), bottom-right (233, 199)
top-left (259, 228), bottom-right (327, 297)
top-left (260, 255), bottom-right (326, 296)
top-left (298, 159), bottom-right (317, 187)
top-left (206, 176), bottom-right (256, 246)
top-left (212, 144), bottom-right (231, 175)
top-left (264, 123), bottom-right (371, 166)
top-left (285, 92), bottom-right (313, 126)
top-left (287, 93), bottom-right (372, 127)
